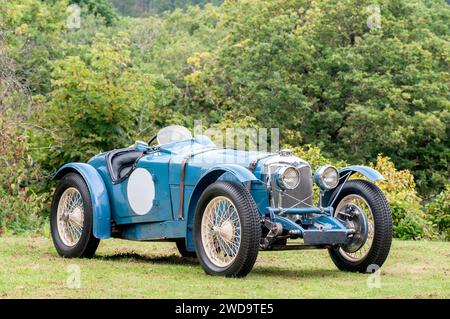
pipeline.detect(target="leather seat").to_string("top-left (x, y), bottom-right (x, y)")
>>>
top-left (107, 148), bottom-right (144, 183)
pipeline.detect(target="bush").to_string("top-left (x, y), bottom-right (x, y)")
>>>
top-left (0, 35), bottom-right (49, 235)
top-left (371, 155), bottom-right (435, 239)
top-left (70, 0), bottom-right (118, 25)
top-left (425, 185), bottom-right (450, 240)
top-left (33, 33), bottom-right (159, 169)
top-left (0, 115), bottom-right (49, 235)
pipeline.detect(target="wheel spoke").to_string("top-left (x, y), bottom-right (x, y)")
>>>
top-left (336, 194), bottom-right (375, 262)
top-left (56, 188), bottom-right (84, 247)
top-left (201, 196), bottom-right (241, 267)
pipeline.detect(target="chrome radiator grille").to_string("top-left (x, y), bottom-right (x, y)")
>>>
top-left (268, 164), bottom-right (314, 209)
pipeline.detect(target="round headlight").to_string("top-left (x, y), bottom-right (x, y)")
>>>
top-left (276, 166), bottom-right (300, 190)
top-left (314, 165), bottom-right (339, 190)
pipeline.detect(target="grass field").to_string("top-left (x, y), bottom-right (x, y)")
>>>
top-left (0, 237), bottom-right (448, 298)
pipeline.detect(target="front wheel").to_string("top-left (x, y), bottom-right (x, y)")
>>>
top-left (194, 181), bottom-right (261, 277)
top-left (328, 179), bottom-right (393, 272)
top-left (51, 173), bottom-right (100, 258)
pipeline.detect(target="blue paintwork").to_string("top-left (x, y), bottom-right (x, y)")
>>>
top-left (53, 163), bottom-right (111, 239)
top-left (338, 165), bottom-right (384, 181)
top-left (53, 135), bottom-right (385, 249)
top-left (121, 220), bottom-right (186, 241)
top-left (202, 164), bottom-right (260, 184)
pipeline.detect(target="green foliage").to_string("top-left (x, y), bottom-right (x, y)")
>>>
top-left (184, 0), bottom-right (450, 196)
top-left (136, 4), bottom-right (224, 85)
top-left (109, 0), bottom-right (223, 17)
top-left (0, 33), bottom-right (49, 234)
top-left (425, 185), bottom-right (450, 240)
top-left (291, 145), bottom-right (347, 172)
top-left (371, 155), bottom-right (435, 239)
top-left (33, 33), bottom-right (158, 167)
top-left (71, 0), bottom-right (118, 25)
top-left (0, 0), bottom-right (68, 94)
top-left (0, 115), bottom-right (49, 235)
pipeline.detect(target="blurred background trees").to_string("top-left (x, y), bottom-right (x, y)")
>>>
top-left (0, 0), bottom-right (448, 239)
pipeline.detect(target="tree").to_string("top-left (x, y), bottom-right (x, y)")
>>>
top-left (183, 0), bottom-right (450, 196)
top-left (34, 33), bottom-right (158, 168)
top-left (70, 0), bottom-right (118, 25)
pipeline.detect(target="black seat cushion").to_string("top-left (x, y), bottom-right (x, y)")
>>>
top-left (107, 148), bottom-right (144, 183)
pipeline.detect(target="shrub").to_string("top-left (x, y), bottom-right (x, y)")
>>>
top-left (0, 115), bottom-right (49, 235)
top-left (371, 155), bottom-right (435, 239)
top-left (33, 33), bottom-right (159, 170)
top-left (291, 144), bottom-right (347, 172)
top-left (425, 185), bottom-right (450, 240)
top-left (0, 36), bottom-right (49, 235)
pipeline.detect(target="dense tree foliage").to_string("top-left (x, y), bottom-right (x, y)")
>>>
top-left (70, 0), bottom-right (118, 25)
top-left (0, 0), bottom-right (448, 238)
top-left (109, 0), bottom-right (223, 16)
top-left (183, 0), bottom-right (450, 196)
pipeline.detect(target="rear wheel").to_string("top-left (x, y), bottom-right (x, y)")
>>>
top-left (194, 181), bottom-right (261, 277)
top-left (328, 179), bottom-right (393, 272)
top-left (51, 173), bottom-right (100, 258)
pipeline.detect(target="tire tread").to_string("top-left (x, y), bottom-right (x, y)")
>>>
top-left (329, 179), bottom-right (393, 272)
top-left (194, 181), bottom-right (261, 277)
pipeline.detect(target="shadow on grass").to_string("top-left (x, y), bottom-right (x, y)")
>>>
top-left (251, 266), bottom-right (341, 279)
top-left (95, 252), bottom-right (199, 266)
top-left (94, 252), bottom-right (341, 278)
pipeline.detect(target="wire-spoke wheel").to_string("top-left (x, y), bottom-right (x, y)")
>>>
top-left (335, 194), bottom-right (374, 262)
top-left (57, 188), bottom-right (85, 247)
top-left (201, 196), bottom-right (241, 267)
top-left (51, 173), bottom-right (100, 258)
top-left (194, 181), bottom-right (260, 277)
top-left (328, 179), bottom-right (393, 272)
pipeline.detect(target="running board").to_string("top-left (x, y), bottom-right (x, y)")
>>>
top-left (261, 244), bottom-right (330, 251)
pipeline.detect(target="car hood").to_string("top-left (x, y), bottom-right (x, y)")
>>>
top-left (159, 139), bottom-right (271, 168)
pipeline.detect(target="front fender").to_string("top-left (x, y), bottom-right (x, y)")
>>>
top-left (338, 165), bottom-right (384, 181)
top-left (202, 164), bottom-right (260, 184)
top-left (184, 164), bottom-right (260, 251)
top-left (54, 163), bottom-right (111, 239)
top-left (322, 165), bottom-right (384, 207)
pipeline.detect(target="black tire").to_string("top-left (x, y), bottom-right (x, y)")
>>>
top-left (328, 179), bottom-right (393, 272)
top-left (176, 239), bottom-right (197, 258)
top-left (51, 173), bottom-right (100, 258)
top-left (194, 181), bottom-right (261, 277)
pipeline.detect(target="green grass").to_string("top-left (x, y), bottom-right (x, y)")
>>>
top-left (0, 237), bottom-right (448, 298)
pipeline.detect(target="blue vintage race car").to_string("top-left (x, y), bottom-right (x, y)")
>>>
top-left (51, 125), bottom-right (393, 277)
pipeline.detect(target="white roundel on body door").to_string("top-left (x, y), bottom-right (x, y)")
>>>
top-left (127, 168), bottom-right (155, 215)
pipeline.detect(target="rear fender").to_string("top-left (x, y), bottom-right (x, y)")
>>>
top-left (54, 163), bottom-right (111, 239)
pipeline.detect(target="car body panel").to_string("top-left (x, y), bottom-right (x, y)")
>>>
top-left (338, 165), bottom-right (384, 181)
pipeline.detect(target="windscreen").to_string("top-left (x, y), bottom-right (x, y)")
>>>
top-left (156, 125), bottom-right (193, 145)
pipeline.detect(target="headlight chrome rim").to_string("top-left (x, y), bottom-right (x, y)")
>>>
top-left (314, 165), bottom-right (339, 190)
top-left (276, 166), bottom-right (300, 190)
